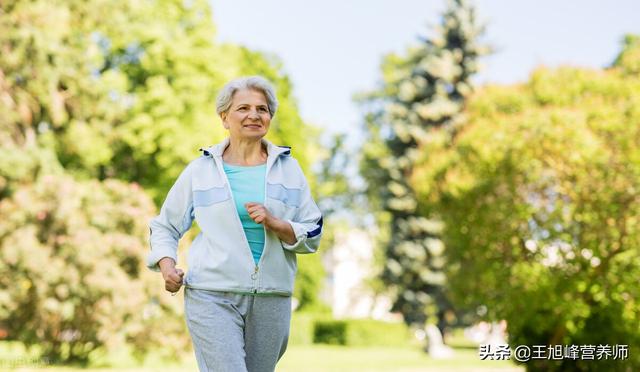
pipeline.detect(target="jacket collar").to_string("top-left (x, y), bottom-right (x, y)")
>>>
top-left (200, 137), bottom-right (290, 160)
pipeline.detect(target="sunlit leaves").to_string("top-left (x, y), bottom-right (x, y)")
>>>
top-left (421, 36), bottom-right (640, 370)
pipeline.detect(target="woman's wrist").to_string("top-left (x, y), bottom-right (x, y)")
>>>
top-left (265, 216), bottom-right (297, 245)
top-left (158, 257), bottom-right (176, 276)
top-left (264, 215), bottom-right (283, 232)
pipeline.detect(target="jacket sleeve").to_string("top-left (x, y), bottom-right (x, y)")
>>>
top-left (147, 164), bottom-right (195, 272)
top-left (281, 177), bottom-right (323, 254)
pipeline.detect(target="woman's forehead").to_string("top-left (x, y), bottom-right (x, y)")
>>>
top-left (232, 89), bottom-right (267, 105)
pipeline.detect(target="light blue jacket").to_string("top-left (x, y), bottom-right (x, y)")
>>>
top-left (147, 138), bottom-right (323, 296)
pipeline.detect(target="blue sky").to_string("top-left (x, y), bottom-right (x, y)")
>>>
top-left (209, 0), bottom-right (640, 138)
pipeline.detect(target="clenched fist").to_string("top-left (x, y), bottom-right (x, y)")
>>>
top-left (245, 202), bottom-right (274, 225)
top-left (244, 202), bottom-right (297, 245)
top-left (159, 257), bottom-right (184, 294)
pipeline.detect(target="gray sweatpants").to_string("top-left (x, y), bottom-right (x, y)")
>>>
top-left (184, 287), bottom-right (292, 372)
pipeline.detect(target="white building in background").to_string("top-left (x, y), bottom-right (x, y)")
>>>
top-left (321, 228), bottom-right (401, 322)
top-left (319, 226), bottom-right (502, 355)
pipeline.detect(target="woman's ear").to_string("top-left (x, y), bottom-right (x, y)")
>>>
top-left (220, 113), bottom-right (229, 129)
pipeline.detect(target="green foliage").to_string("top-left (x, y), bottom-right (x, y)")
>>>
top-left (289, 312), bottom-right (318, 346)
top-left (309, 317), bottom-right (413, 347)
top-left (316, 134), bottom-right (355, 216)
top-left (343, 319), bottom-right (413, 348)
top-left (418, 37), bottom-right (640, 371)
top-left (1, 0), bottom-right (324, 365)
top-left (0, 0), bottom-right (318, 205)
top-left (360, 0), bottom-right (487, 330)
top-left (313, 320), bottom-right (348, 345)
top-left (614, 34), bottom-right (640, 75)
top-left (0, 172), bottom-right (190, 364)
top-left (294, 253), bottom-right (330, 313)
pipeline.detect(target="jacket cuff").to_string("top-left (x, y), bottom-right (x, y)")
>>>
top-left (146, 246), bottom-right (177, 272)
top-left (280, 220), bottom-right (307, 250)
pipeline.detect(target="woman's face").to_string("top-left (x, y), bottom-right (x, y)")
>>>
top-left (221, 89), bottom-right (271, 141)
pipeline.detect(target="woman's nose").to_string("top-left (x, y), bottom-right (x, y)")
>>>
top-left (248, 109), bottom-right (260, 119)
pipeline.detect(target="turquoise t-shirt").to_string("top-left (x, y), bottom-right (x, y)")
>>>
top-left (223, 162), bottom-right (266, 265)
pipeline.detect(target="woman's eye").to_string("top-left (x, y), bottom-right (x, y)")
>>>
top-left (258, 107), bottom-right (268, 113)
top-left (237, 107), bottom-right (247, 111)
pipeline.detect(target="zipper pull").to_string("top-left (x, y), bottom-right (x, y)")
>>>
top-left (251, 266), bottom-right (259, 280)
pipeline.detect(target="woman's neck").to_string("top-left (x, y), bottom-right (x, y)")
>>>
top-left (222, 137), bottom-right (267, 166)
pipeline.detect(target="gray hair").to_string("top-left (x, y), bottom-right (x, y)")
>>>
top-left (216, 76), bottom-right (278, 118)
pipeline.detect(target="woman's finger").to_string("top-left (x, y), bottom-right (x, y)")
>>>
top-left (168, 272), bottom-right (182, 283)
top-left (246, 210), bottom-right (263, 223)
top-left (245, 205), bottom-right (263, 214)
top-left (168, 279), bottom-right (181, 287)
top-left (249, 209), bottom-right (264, 217)
top-left (245, 202), bottom-right (259, 211)
top-left (165, 283), bottom-right (180, 292)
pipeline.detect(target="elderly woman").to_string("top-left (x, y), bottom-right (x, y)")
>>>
top-left (146, 76), bottom-right (323, 372)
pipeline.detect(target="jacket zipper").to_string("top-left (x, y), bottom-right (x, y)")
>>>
top-left (251, 266), bottom-right (259, 294)
top-left (209, 142), bottom-right (282, 294)
top-left (213, 155), bottom-right (262, 293)
top-left (254, 152), bottom-right (277, 285)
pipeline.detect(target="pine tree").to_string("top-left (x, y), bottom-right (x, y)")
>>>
top-left (361, 0), bottom-right (488, 334)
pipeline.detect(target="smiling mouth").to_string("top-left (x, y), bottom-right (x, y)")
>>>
top-left (244, 124), bottom-right (262, 129)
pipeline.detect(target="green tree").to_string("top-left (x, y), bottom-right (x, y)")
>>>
top-left (419, 36), bottom-right (640, 371)
top-left (294, 133), bottom-right (363, 314)
top-left (1, 0), bottom-right (323, 364)
top-left (360, 0), bottom-right (487, 334)
top-left (0, 172), bottom-right (193, 364)
top-left (0, 0), bottom-right (317, 204)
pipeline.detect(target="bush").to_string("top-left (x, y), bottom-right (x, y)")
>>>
top-left (420, 39), bottom-right (640, 371)
top-left (295, 313), bottom-right (413, 347)
top-left (289, 312), bottom-right (320, 346)
top-left (345, 319), bottom-right (412, 347)
top-left (313, 320), bottom-right (347, 345)
top-left (0, 174), bottom-right (190, 364)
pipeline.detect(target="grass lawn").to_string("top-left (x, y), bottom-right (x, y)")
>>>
top-left (277, 345), bottom-right (523, 372)
top-left (3, 343), bottom-right (523, 372)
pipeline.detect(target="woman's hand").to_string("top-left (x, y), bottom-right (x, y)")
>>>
top-left (158, 257), bottom-right (184, 294)
top-left (245, 202), bottom-right (274, 225)
top-left (245, 202), bottom-right (297, 245)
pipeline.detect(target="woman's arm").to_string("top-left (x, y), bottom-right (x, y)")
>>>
top-left (246, 176), bottom-right (323, 254)
top-left (278, 179), bottom-right (323, 254)
top-left (147, 164), bottom-right (195, 272)
top-left (245, 202), bottom-right (297, 245)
